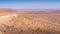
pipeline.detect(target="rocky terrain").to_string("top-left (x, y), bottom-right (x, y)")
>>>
top-left (0, 9), bottom-right (60, 34)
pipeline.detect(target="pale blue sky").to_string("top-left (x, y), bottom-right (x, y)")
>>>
top-left (0, 0), bottom-right (60, 9)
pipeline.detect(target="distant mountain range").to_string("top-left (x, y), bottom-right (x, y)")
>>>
top-left (0, 8), bottom-right (60, 14)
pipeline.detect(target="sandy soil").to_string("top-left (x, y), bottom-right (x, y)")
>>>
top-left (0, 9), bottom-right (60, 34)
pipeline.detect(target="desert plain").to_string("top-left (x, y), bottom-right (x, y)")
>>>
top-left (0, 9), bottom-right (60, 34)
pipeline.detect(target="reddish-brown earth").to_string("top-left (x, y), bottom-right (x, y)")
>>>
top-left (0, 9), bottom-right (60, 34)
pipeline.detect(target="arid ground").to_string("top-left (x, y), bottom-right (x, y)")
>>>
top-left (0, 9), bottom-right (60, 34)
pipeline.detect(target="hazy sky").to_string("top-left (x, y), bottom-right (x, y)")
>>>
top-left (0, 0), bottom-right (60, 9)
